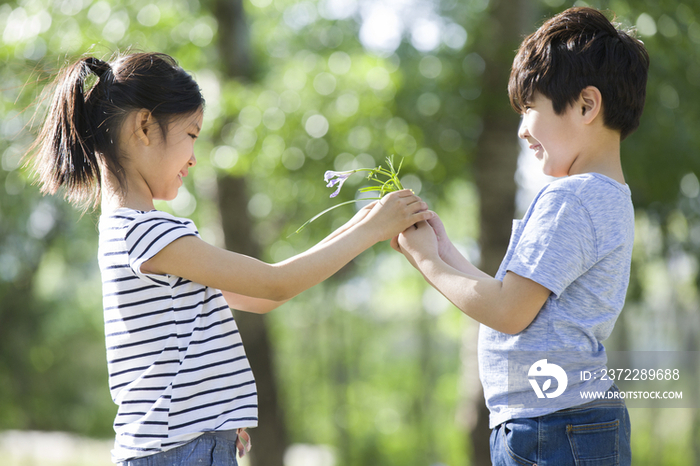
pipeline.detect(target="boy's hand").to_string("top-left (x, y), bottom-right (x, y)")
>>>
top-left (425, 215), bottom-right (454, 262)
top-left (364, 190), bottom-right (433, 242)
top-left (396, 220), bottom-right (439, 269)
top-left (393, 211), bottom-right (492, 280)
top-left (391, 213), bottom-right (448, 258)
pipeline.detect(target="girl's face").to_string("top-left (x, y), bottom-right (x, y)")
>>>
top-left (517, 92), bottom-right (579, 178)
top-left (147, 111), bottom-right (203, 201)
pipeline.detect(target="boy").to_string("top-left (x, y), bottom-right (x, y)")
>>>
top-left (393, 7), bottom-right (649, 465)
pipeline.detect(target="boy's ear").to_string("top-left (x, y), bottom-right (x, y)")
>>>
top-left (134, 109), bottom-right (153, 146)
top-left (579, 86), bottom-right (602, 124)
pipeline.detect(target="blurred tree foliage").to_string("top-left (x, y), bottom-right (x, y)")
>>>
top-left (1, 0), bottom-right (699, 464)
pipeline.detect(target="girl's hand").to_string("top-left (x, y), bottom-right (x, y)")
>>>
top-left (363, 190), bottom-right (433, 242)
top-left (236, 428), bottom-right (252, 457)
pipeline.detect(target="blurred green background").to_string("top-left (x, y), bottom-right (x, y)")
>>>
top-left (1, 0), bottom-right (699, 464)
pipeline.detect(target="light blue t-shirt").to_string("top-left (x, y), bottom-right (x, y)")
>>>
top-left (478, 173), bottom-right (634, 428)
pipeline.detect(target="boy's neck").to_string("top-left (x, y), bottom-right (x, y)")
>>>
top-left (568, 128), bottom-right (625, 185)
top-left (569, 150), bottom-right (625, 184)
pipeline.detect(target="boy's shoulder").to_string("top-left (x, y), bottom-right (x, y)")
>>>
top-left (540, 173), bottom-right (632, 212)
top-left (536, 173), bottom-right (634, 245)
top-left (544, 173), bottom-right (629, 196)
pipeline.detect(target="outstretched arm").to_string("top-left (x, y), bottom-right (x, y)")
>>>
top-left (396, 220), bottom-right (551, 334)
top-left (220, 202), bottom-right (378, 313)
top-left (318, 200), bottom-right (378, 244)
top-left (141, 190), bottom-right (433, 312)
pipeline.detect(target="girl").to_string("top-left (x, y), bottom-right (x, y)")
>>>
top-left (28, 52), bottom-right (432, 466)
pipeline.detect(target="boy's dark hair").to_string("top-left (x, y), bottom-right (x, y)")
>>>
top-left (28, 52), bottom-right (204, 210)
top-left (509, 7), bottom-right (649, 140)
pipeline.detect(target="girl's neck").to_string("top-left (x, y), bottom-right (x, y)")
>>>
top-left (100, 173), bottom-right (155, 213)
top-left (101, 197), bottom-right (155, 214)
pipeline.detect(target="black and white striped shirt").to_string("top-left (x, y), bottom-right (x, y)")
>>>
top-left (98, 208), bottom-right (258, 462)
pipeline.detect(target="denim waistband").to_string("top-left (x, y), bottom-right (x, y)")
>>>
top-left (200, 429), bottom-right (238, 442)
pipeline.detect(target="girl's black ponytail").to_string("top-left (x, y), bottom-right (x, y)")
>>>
top-left (27, 52), bottom-right (204, 210)
top-left (29, 57), bottom-right (110, 209)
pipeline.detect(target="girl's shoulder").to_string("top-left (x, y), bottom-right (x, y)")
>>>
top-left (99, 207), bottom-right (152, 232)
top-left (99, 208), bottom-right (197, 237)
top-left (100, 207), bottom-right (189, 224)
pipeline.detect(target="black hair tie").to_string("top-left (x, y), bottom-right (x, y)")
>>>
top-left (84, 57), bottom-right (114, 85)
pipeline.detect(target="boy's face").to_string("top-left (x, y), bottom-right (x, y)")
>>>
top-left (518, 92), bottom-right (580, 178)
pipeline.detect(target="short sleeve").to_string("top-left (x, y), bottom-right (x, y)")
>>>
top-left (506, 191), bottom-right (597, 297)
top-left (124, 211), bottom-right (198, 283)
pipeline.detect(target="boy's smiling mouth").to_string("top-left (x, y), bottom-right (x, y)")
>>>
top-left (529, 143), bottom-right (544, 159)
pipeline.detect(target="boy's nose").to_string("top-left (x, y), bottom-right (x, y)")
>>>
top-left (517, 118), bottom-right (529, 140)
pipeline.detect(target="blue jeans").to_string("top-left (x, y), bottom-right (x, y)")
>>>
top-left (490, 387), bottom-right (631, 465)
top-left (117, 431), bottom-right (239, 466)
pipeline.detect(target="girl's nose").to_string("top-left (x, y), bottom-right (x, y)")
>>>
top-left (189, 154), bottom-right (197, 167)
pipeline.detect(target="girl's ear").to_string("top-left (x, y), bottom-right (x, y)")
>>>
top-left (134, 109), bottom-right (153, 146)
top-left (579, 86), bottom-right (602, 124)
